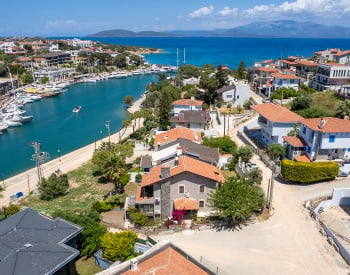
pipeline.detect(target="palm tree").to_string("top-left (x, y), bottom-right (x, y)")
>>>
top-left (336, 100), bottom-right (350, 119)
top-left (104, 164), bottom-right (126, 190)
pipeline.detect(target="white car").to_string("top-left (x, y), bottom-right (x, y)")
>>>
top-left (246, 162), bottom-right (258, 171)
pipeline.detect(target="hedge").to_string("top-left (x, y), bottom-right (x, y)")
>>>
top-left (281, 159), bottom-right (339, 184)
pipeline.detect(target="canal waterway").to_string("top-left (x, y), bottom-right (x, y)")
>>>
top-left (0, 74), bottom-right (160, 179)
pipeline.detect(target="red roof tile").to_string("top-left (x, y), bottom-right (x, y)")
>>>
top-left (281, 60), bottom-right (297, 65)
top-left (141, 156), bottom-right (224, 187)
top-left (121, 245), bottom-right (208, 275)
top-left (172, 99), bottom-right (203, 106)
top-left (271, 73), bottom-right (301, 79)
top-left (251, 103), bottom-right (303, 123)
top-left (258, 67), bottom-right (279, 72)
top-left (301, 117), bottom-right (350, 133)
top-left (283, 136), bottom-right (307, 147)
top-left (174, 198), bottom-right (198, 210)
top-left (334, 50), bottom-right (350, 57)
top-left (154, 127), bottom-right (202, 146)
top-left (296, 60), bottom-right (317, 66)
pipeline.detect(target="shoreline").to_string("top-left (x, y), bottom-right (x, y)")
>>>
top-left (0, 94), bottom-right (146, 207)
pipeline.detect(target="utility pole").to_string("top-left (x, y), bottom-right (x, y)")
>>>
top-left (268, 170), bottom-right (275, 209)
top-left (31, 141), bottom-right (50, 185)
top-left (105, 121), bottom-right (111, 143)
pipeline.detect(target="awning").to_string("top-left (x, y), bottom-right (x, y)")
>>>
top-left (174, 198), bottom-right (198, 210)
top-left (283, 136), bottom-right (307, 147)
top-left (294, 155), bottom-right (311, 162)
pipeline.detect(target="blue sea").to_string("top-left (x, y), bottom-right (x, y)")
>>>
top-left (1, 37), bottom-right (350, 179)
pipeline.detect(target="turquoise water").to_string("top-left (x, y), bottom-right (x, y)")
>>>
top-left (2, 37), bottom-right (350, 179)
top-left (0, 75), bottom-right (159, 179)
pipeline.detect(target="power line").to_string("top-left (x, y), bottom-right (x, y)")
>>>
top-left (31, 141), bottom-right (50, 184)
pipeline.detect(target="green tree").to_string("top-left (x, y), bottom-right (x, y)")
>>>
top-left (208, 177), bottom-right (266, 224)
top-left (100, 231), bottom-right (138, 262)
top-left (41, 77), bottom-right (49, 84)
top-left (124, 95), bottom-right (134, 106)
top-left (297, 107), bottom-right (326, 118)
top-left (115, 53), bottom-right (127, 68)
top-left (91, 149), bottom-right (118, 172)
top-left (20, 72), bottom-right (33, 84)
top-left (39, 171), bottom-right (69, 201)
top-left (199, 74), bottom-right (219, 104)
top-left (178, 64), bottom-right (200, 78)
top-left (203, 136), bottom-right (237, 154)
top-left (235, 146), bottom-right (254, 163)
top-left (158, 87), bottom-right (172, 129)
top-left (245, 169), bottom-right (263, 185)
top-left (291, 96), bottom-right (312, 111)
top-left (52, 209), bottom-right (106, 256)
top-left (3, 204), bottom-right (21, 217)
top-left (215, 65), bottom-right (228, 88)
top-left (336, 100), bottom-right (350, 119)
top-left (267, 143), bottom-right (286, 161)
top-left (235, 60), bottom-right (247, 79)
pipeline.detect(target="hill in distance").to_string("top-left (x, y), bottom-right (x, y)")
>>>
top-left (87, 21), bottom-right (350, 38)
top-left (87, 29), bottom-right (180, 37)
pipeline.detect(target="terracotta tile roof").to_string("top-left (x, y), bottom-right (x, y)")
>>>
top-left (17, 57), bottom-right (31, 62)
top-left (288, 56), bottom-right (298, 60)
top-left (314, 51), bottom-right (322, 55)
top-left (258, 67), bottom-right (279, 72)
top-left (251, 103), bottom-right (303, 123)
top-left (271, 73), bottom-right (301, 79)
top-left (281, 59), bottom-right (297, 65)
top-left (301, 117), bottom-right (350, 133)
top-left (181, 91), bottom-right (187, 98)
top-left (334, 50), bottom-right (350, 57)
top-left (121, 244), bottom-right (209, 275)
top-left (141, 155), bottom-right (225, 187)
top-left (174, 198), bottom-right (198, 210)
top-left (294, 155), bottom-right (310, 162)
top-left (330, 48), bottom-right (339, 53)
top-left (172, 99), bottom-right (204, 106)
top-left (296, 60), bottom-right (317, 66)
top-left (154, 127), bottom-right (202, 146)
top-left (283, 136), bottom-right (307, 147)
top-left (320, 62), bottom-right (348, 67)
top-left (262, 59), bottom-right (274, 64)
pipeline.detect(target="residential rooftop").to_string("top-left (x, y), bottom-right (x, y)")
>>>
top-left (251, 103), bottom-right (303, 123)
top-left (301, 117), bottom-right (350, 133)
top-left (153, 127), bottom-right (202, 146)
top-left (172, 98), bottom-right (204, 106)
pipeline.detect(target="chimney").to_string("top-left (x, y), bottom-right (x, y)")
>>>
top-left (178, 112), bottom-right (185, 122)
top-left (176, 146), bottom-right (182, 156)
top-left (130, 259), bottom-right (138, 271)
top-left (161, 167), bottom-right (170, 179)
top-left (319, 118), bottom-right (325, 129)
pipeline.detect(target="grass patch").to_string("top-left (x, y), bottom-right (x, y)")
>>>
top-left (20, 163), bottom-right (114, 216)
top-left (76, 257), bottom-right (102, 275)
top-left (221, 170), bottom-right (236, 180)
top-left (309, 91), bottom-right (339, 117)
top-left (124, 181), bottom-right (138, 196)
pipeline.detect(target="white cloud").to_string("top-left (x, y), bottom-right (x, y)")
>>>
top-left (189, 6), bottom-right (214, 18)
top-left (218, 7), bottom-right (238, 17)
top-left (243, 0), bottom-right (350, 18)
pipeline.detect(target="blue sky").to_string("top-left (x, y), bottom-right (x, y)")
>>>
top-left (1, 0), bottom-right (350, 36)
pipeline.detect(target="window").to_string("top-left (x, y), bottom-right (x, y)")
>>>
top-left (199, 184), bottom-right (205, 193)
top-left (329, 135), bottom-right (335, 143)
top-left (302, 126), bottom-right (306, 134)
top-left (307, 146), bottom-right (311, 153)
top-left (178, 185), bottom-right (185, 194)
top-left (199, 200), bottom-right (205, 208)
top-left (347, 148), bottom-right (350, 152)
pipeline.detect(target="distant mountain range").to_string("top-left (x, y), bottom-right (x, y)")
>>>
top-left (87, 20), bottom-right (350, 38)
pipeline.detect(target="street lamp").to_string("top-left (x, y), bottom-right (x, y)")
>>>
top-left (100, 130), bottom-right (103, 142)
top-left (57, 149), bottom-right (61, 162)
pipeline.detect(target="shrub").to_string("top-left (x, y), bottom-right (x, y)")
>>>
top-left (39, 171), bottom-right (69, 201)
top-left (128, 207), bottom-right (147, 226)
top-left (281, 159), bottom-right (339, 184)
top-left (91, 201), bottom-right (113, 213)
top-left (135, 173), bottom-right (142, 183)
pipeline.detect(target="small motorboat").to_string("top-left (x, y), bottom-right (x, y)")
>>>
top-left (72, 106), bottom-right (82, 113)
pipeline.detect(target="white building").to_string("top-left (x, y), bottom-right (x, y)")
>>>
top-left (333, 50), bottom-right (350, 64)
top-left (314, 63), bottom-right (350, 91)
top-left (251, 103), bottom-right (303, 145)
top-left (299, 117), bottom-right (350, 161)
top-left (172, 98), bottom-right (203, 116)
top-left (272, 72), bottom-right (301, 90)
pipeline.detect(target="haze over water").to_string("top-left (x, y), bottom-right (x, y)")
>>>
top-left (1, 37), bottom-right (350, 179)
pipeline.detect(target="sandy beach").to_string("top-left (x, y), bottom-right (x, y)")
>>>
top-left (0, 94), bottom-right (146, 207)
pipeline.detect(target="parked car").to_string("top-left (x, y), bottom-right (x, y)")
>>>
top-left (262, 98), bottom-right (271, 103)
top-left (246, 162), bottom-right (258, 171)
top-left (338, 170), bottom-right (348, 177)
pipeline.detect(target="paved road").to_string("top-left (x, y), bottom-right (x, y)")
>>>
top-left (158, 90), bottom-right (349, 275)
